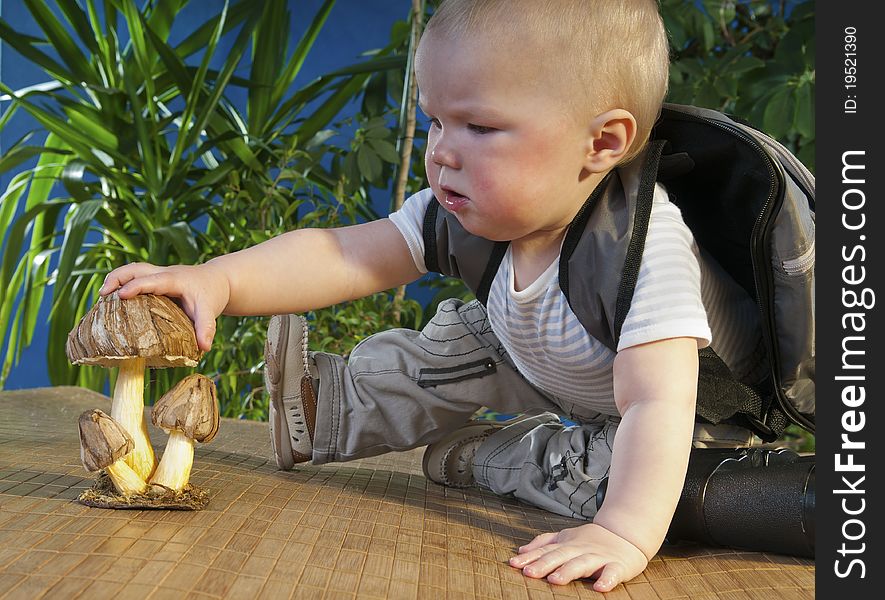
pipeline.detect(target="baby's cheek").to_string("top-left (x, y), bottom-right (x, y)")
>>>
top-left (424, 153), bottom-right (438, 182)
top-left (470, 168), bottom-right (501, 198)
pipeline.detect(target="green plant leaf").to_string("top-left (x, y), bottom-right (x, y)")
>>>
top-left (1, 139), bottom-right (70, 318)
top-left (85, 0), bottom-right (116, 86)
top-left (793, 81), bottom-right (814, 139)
top-left (61, 103), bottom-right (120, 151)
top-left (172, 2), bottom-right (264, 178)
top-left (266, 54), bottom-right (405, 133)
top-left (112, 0), bottom-right (153, 78)
top-left (22, 0), bottom-right (95, 83)
top-left (0, 175), bottom-right (33, 302)
top-left (0, 103), bottom-right (21, 133)
top-left (55, 0), bottom-right (100, 54)
top-left (141, 21), bottom-right (192, 92)
top-left (0, 18), bottom-right (78, 83)
top-left (22, 246), bottom-right (56, 347)
top-left (165, 1), bottom-right (231, 171)
top-left (269, 0), bottom-right (336, 123)
top-left (47, 269), bottom-right (99, 386)
top-left (60, 159), bottom-right (95, 203)
top-left (55, 199), bottom-right (105, 294)
top-left (762, 86), bottom-right (794, 139)
top-left (189, 161), bottom-right (237, 191)
top-left (693, 80), bottom-right (721, 110)
top-left (120, 66), bottom-right (161, 196)
top-left (155, 222), bottom-right (200, 264)
top-left (0, 83), bottom-right (124, 173)
top-left (1, 287), bottom-right (25, 385)
top-left (356, 147), bottom-right (382, 182)
top-left (367, 137), bottom-right (400, 164)
top-left (248, 0), bottom-right (288, 131)
top-left (145, 0), bottom-right (189, 43)
top-left (727, 55), bottom-right (765, 77)
top-left (0, 200), bottom-right (65, 384)
top-left (361, 72), bottom-right (388, 117)
top-left (0, 136), bottom-right (70, 175)
top-left (173, 0), bottom-right (256, 59)
top-left (92, 211), bottom-right (140, 256)
top-left (297, 76), bottom-right (371, 145)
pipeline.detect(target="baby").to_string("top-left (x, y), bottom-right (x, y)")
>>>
top-left (101, 0), bottom-right (748, 591)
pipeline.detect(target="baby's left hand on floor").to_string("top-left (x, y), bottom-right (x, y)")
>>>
top-left (509, 522), bottom-right (649, 591)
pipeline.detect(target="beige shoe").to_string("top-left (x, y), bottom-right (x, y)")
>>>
top-left (265, 315), bottom-right (317, 469)
top-left (422, 422), bottom-right (504, 488)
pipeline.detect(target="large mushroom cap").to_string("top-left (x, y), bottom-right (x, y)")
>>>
top-left (66, 292), bottom-right (202, 368)
top-left (152, 374), bottom-right (220, 443)
top-left (78, 409), bottom-right (135, 471)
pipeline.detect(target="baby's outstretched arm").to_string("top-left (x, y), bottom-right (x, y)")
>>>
top-left (509, 336), bottom-right (700, 591)
top-left (100, 219), bottom-right (422, 351)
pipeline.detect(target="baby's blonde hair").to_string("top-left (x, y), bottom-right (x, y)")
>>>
top-left (424, 0), bottom-right (670, 162)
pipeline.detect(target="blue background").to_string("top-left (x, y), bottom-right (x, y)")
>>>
top-left (1, 0), bottom-right (413, 390)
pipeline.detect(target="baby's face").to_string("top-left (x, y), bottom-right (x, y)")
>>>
top-left (415, 31), bottom-right (596, 243)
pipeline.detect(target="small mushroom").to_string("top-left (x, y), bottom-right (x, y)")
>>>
top-left (66, 292), bottom-right (202, 480)
top-left (149, 374), bottom-right (220, 493)
top-left (78, 409), bottom-right (148, 495)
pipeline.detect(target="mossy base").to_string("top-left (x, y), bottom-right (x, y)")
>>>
top-left (77, 471), bottom-right (210, 510)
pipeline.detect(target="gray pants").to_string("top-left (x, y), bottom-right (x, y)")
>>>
top-left (310, 299), bottom-right (617, 520)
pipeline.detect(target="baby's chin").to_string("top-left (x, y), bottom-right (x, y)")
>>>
top-left (448, 209), bottom-right (515, 243)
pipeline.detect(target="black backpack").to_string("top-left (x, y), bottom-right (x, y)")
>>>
top-left (650, 104), bottom-right (814, 440)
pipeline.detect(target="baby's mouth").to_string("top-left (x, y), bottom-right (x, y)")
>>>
top-left (440, 185), bottom-right (469, 208)
top-left (441, 190), bottom-right (469, 211)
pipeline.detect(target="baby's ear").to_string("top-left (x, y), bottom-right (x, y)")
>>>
top-left (583, 109), bottom-right (637, 173)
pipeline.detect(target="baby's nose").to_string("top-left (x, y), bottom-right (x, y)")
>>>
top-left (430, 143), bottom-right (460, 169)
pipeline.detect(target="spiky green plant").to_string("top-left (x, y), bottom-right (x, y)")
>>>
top-left (0, 0), bottom-right (420, 414)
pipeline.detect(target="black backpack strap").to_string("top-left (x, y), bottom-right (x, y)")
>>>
top-left (423, 200), bottom-right (441, 274)
top-left (421, 196), bottom-right (508, 305)
top-left (695, 347), bottom-right (782, 442)
top-left (559, 149), bottom-right (655, 352)
top-left (475, 242), bottom-right (509, 305)
top-left (613, 140), bottom-right (666, 338)
top-left (559, 173), bottom-right (613, 302)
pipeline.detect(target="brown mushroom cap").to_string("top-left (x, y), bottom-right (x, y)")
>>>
top-left (66, 292), bottom-right (202, 368)
top-left (151, 374), bottom-right (220, 443)
top-left (78, 409), bottom-right (135, 471)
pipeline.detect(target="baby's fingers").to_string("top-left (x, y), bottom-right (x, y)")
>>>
top-left (116, 270), bottom-right (185, 300)
top-left (516, 547), bottom-right (579, 580)
top-left (100, 263), bottom-right (162, 295)
top-left (518, 532), bottom-right (558, 553)
top-left (188, 301), bottom-right (218, 353)
top-left (509, 546), bottom-right (550, 569)
top-left (98, 263), bottom-right (159, 296)
top-left (591, 562), bottom-right (628, 593)
top-left (547, 555), bottom-right (607, 586)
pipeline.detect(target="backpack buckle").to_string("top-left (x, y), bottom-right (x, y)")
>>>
top-left (744, 414), bottom-right (776, 442)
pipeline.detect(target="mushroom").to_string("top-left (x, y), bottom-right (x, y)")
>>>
top-left (149, 374), bottom-right (220, 493)
top-left (78, 409), bottom-right (148, 495)
top-left (66, 292), bottom-right (202, 480)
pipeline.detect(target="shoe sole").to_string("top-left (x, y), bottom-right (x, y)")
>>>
top-left (266, 314), bottom-right (303, 470)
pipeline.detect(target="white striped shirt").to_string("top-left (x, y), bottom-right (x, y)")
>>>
top-left (390, 186), bottom-right (760, 417)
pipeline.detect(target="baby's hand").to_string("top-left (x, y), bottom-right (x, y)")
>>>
top-left (509, 522), bottom-right (649, 591)
top-left (99, 262), bottom-right (230, 352)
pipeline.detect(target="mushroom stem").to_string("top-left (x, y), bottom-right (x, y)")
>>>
top-left (149, 430), bottom-right (195, 493)
top-left (106, 461), bottom-right (148, 496)
top-left (111, 357), bottom-right (156, 480)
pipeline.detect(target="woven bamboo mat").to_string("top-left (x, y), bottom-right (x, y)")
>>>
top-left (0, 387), bottom-right (813, 599)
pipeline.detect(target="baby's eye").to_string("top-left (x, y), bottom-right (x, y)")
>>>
top-left (428, 117), bottom-right (441, 129)
top-left (467, 123), bottom-right (495, 134)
